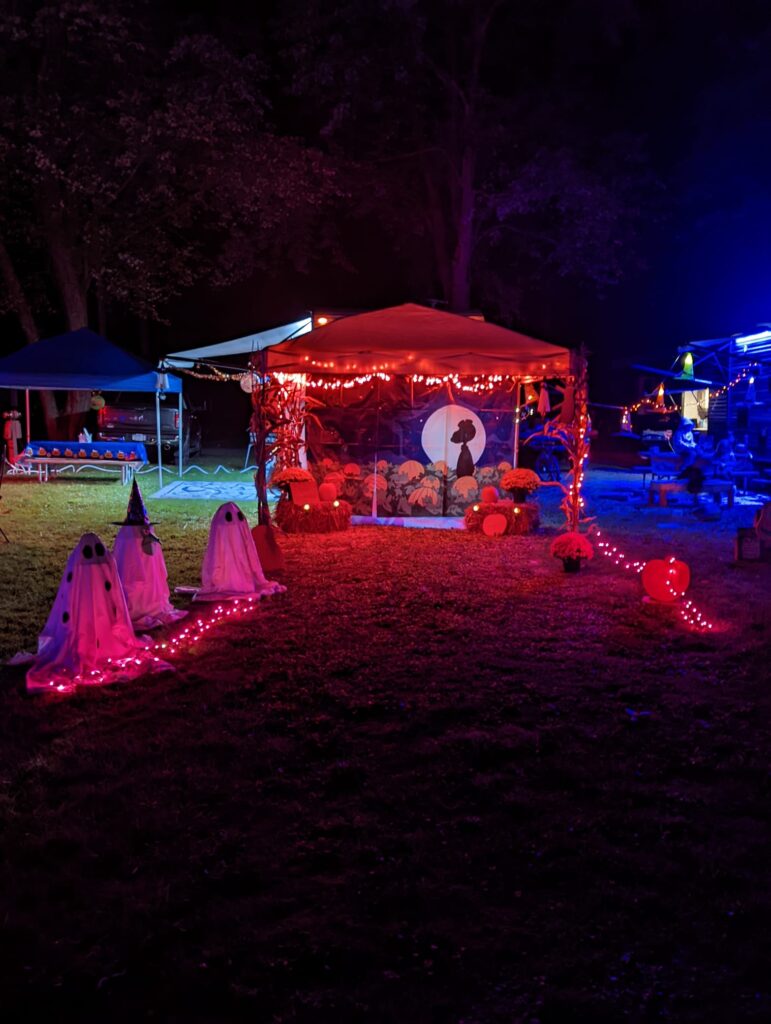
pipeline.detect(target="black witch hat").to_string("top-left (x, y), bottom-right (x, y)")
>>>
top-left (112, 479), bottom-right (158, 526)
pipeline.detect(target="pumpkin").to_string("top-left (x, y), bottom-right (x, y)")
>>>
top-left (642, 558), bottom-right (690, 604)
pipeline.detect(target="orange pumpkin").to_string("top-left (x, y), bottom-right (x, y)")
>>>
top-left (642, 558), bottom-right (690, 603)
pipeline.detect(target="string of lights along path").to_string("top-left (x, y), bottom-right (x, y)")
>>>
top-left (593, 529), bottom-right (715, 631)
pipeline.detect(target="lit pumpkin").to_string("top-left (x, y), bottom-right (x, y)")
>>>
top-left (642, 558), bottom-right (690, 604)
top-left (318, 482), bottom-right (337, 502)
top-left (481, 485), bottom-right (499, 503)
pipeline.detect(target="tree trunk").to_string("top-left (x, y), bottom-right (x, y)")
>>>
top-left (0, 235), bottom-right (38, 344)
top-left (0, 232), bottom-right (63, 437)
top-left (45, 215), bottom-right (92, 436)
top-left (448, 145), bottom-right (475, 312)
top-left (422, 164), bottom-right (452, 302)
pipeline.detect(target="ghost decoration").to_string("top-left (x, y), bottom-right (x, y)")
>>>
top-left (112, 481), bottom-right (187, 630)
top-left (451, 419), bottom-right (477, 478)
top-left (26, 533), bottom-right (163, 693)
top-left (113, 529), bottom-right (187, 630)
top-left (195, 502), bottom-right (286, 602)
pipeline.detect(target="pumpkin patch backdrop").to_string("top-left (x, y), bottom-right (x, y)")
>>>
top-left (304, 379), bottom-right (534, 517)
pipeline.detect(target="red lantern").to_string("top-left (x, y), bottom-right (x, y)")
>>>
top-left (480, 485), bottom-right (499, 503)
top-left (318, 482), bottom-right (337, 502)
top-left (642, 557), bottom-right (690, 604)
top-left (482, 512), bottom-right (508, 537)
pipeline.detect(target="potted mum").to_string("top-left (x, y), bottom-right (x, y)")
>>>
top-left (268, 465), bottom-right (317, 508)
top-left (550, 531), bottom-right (594, 572)
top-left (500, 467), bottom-right (541, 502)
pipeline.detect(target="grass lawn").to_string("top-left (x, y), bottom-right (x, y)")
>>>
top-left (0, 467), bottom-right (769, 1022)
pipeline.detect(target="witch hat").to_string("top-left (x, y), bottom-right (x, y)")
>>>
top-left (112, 479), bottom-right (157, 526)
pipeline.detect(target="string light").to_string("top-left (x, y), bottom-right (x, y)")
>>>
top-left (709, 364), bottom-right (760, 400)
top-left (151, 598), bottom-right (270, 662)
top-left (593, 529), bottom-right (715, 631)
top-left (629, 363), bottom-right (760, 413)
top-left (43, 596), bottom-right (270, 692)
top-left (303, 371), bottom-right (549, 393)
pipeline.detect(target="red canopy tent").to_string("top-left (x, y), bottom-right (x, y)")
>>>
top-left (259, 304), bottom-right (583, 520)
top-left (267, 303), bottom-right (577, 379)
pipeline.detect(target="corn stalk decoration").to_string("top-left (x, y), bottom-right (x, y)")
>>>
top-left (525, 353), bottom-right (592, 533)
top-left (248, 363), bottom-right (322, 525)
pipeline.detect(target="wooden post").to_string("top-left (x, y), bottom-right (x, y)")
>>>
top-left (512, 379), bottom-right (522, 467)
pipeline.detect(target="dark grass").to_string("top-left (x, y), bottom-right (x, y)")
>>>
top-left (0, 471), bottom-right (770, 1022)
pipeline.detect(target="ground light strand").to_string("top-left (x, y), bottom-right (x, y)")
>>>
top-left (39, 598), bottom-right (261, 691)
top-left (152, 597), bottom-right (259, 658)
top-left (593, 528), bottom-right (715, 631)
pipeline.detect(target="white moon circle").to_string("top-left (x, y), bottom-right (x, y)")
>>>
top-left (421, 404), bottom-right (486, 467)
top-left (239, 373), bottom-right (256, 393)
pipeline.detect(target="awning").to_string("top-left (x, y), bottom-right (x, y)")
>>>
top-left (165, 318), bottom-right (312, 367)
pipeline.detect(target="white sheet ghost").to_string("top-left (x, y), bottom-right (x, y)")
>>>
top-left (113, 526), bottom-right (187, 630)
top-left (26, 533), bottom-right (163, 693)
top-left (194, 502), bottom-right (286, 602)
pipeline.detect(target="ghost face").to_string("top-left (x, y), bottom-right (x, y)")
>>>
top-left (215, 502), bottom-right (248, 528)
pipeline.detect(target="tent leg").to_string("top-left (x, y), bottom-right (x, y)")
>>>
top-left (178, 388), bottom-right (183, 478)
top-left (155, 389), bottom-right (163, 486)
top-left (512, 379), bottom-right (522, 468)
top-left (25, 389), bottom-right (31, 447)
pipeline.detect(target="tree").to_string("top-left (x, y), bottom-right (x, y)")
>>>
top-left (0, 1), bottom-right (338, 434)
top-left (280, 0), bottom-right (646, 320)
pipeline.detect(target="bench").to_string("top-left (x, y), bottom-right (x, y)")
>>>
top-left (701, 478), bottom-right (735, 508)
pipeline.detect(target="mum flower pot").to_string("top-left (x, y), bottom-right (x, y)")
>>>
top-left (562, 556), bottom-right (582, 573)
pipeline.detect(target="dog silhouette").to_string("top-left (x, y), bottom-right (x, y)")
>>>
top-left (451, 419), bottom-right (476, 478)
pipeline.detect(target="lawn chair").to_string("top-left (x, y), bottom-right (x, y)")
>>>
top-left (734, 502), bottom-right (771, 562)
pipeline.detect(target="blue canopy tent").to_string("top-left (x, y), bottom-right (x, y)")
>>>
top-left (0, 328), bottom-right (183, 482)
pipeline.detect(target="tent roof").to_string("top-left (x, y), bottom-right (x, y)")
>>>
top-left (165, 318), bottom-right (312, 365)
top-left (0, 329), bottom-right (181, 392)
top-left (266, 303), bottom-right (575, 377)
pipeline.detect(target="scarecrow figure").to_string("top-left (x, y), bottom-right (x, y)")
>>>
top-left (26, 532), bottom-right (158, 692)
top-left (112, 480), bottom-right (187, 630)
top-left (3, 410), bottom-right (22, 463)
top-left (194, 502), bottom-right (286, 602)
top-left (451, 418), bottom-right (476, 478)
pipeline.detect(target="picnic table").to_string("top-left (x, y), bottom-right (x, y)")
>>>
top-left (19, 441), bottom-right (148, 485)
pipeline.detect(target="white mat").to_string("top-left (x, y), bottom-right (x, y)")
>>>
top-left (151, 481), bottom-right (256, 502)
top-left (351, 515), bottom-right (465, 530)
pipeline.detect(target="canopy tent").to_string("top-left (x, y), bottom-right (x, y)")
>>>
top-left (0, 328), bottom-right (182, 482)
top-left (264, 304), bottom-right (581, 519)
top-left (266, 303), bottom-right (576, 378)
top-left (165, 318), bottom-right (312, 367)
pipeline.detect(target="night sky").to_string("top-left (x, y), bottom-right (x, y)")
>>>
top-left (157, 1), bottom-right (771, 398)
top-left (4, 1), bottom-right (771, 403)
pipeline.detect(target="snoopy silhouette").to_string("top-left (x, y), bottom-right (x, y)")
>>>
top-left (451, 418), bottom-right (476, 478)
